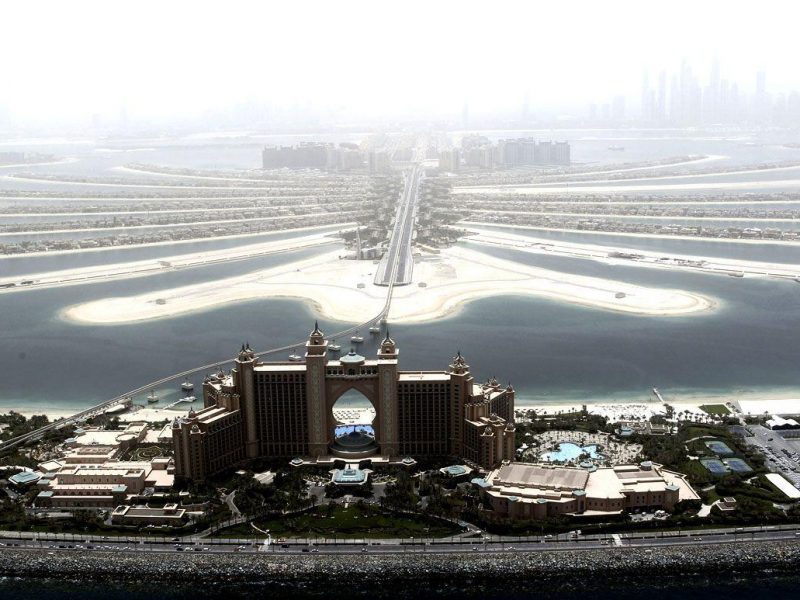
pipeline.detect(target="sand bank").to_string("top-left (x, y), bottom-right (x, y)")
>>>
top-left (458, 160), bottom-right (800, 190)
top-left (3, 174), bottom-right (325, 191)
top-left (461, 227), bottom-right (800, 279)
top-left (0, 223), bottom-right (352, 260)
top-left (453, 179), bottom-right (800, 195)
top-left (468, 209), bottom-right (800, 223)
top-left (464, 221), bottom-right (800, 246)
top-left (62, 244), bottom-right (713, 326)
top-left (0, 230), bottom-right (343, 290)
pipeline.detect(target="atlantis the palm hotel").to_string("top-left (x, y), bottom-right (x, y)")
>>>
top-left (173, 324), bottom-right (515, 477)
top-left (173, 324), bottom-right (697, 520)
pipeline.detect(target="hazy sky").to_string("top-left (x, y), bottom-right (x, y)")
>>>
top-left (1, 0), bottom-right (797, 124)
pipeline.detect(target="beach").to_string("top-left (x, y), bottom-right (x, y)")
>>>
top-left (60, 245), bottom-right (714, 326)
top-left (0, 229), bottom-right (344, 289)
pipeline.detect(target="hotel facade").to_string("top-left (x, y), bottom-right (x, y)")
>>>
top-left (173, 324), bottom-right (516, 481)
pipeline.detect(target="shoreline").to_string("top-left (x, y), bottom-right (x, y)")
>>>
top-left (1, 541), bottom-right (800, 584)
top-left (452, 178), bottom-right (800, 194)
top-left (460, 227), bottom-right (800, 280)
top-left (464, 220), bottom-right (800, 246)
top-left (59, 245), bottom-right (715, 326)
top-left (457, 161), bottom-right (800, 190)
top-left (0, 222), bottom-right (353, 259)
top-left (3, 387), bottom-right (799, 424)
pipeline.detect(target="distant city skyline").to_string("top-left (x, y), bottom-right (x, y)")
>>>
top-left (1, 0), bottom-right (799, 132)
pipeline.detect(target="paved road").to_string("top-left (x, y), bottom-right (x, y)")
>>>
top-left (374, 165), bottom-right (421, 286)
top-left (1, 523), bottom-right (799, 556)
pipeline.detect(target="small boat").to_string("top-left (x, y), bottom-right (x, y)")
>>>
top-left (288, 349), bottom-right (302, 362)
top-left (181, 395), bottom-right (196, 403)
top-left (329, 339), bottom-right (342, 352)
top-left (181, 378), bottom-right (194, 392)
top-left (350, 331), bottom-right (364, 343)
top-left (147, 391), bottom-right (158, 404)
top-left (369, 324), bottom-right (381, 334)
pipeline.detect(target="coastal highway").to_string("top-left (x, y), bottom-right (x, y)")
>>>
top-left (1, 523), bottom-right (799, 556)
top-left (374, 165), bottom-right (421, 286)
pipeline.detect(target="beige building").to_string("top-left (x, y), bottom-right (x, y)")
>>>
top-left (111, 504), bottom-right (186, 526)
top-left (173, 324), bottom-right (515, 481)
top-left (477, 461), bottom-right (698, 520)
top-left (35, 460), bottom-right (174, 510)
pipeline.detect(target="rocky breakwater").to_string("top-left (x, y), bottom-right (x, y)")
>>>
top-left (1, 541), bottom-right (799, 584)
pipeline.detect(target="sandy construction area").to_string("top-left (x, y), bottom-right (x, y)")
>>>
top-left (62, 245), bottom-right (713, 326)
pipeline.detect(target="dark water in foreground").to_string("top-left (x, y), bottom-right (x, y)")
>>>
top-left (0, 573), bottom-right (798, 599)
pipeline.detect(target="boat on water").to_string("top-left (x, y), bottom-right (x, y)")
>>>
top-left (369, 324), bottom-right (381, 334)
top-left (180, 378), bottom-right (194, 392)
top-left (607, 145), bottom-right (625, 151)
top-left (288, 349), bottom-right (302, 362)
top-left (181, 395), bottom-right (196, 403)
top-left (350, 331), bottom-right (364, 343)
top-left (329, 339), bottom-right (342, 352)
top-left (147, 391), bottom-right (158, 404)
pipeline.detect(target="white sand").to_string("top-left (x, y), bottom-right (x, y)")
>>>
top-left (468, 209), bottom-right (800, 223)
top-left (0, 223), bottom-right (352, 260)
top-left (462, 227), bottom-right (800, 279)
top-left (0, 211), bottom-right (356, 238)
top-left (456, 162), bottom-right (800, 191)
top-left (465, 221), bottom-right (800, 246)
top-left (0, 157), bottom-right (79, 169)
top-left (62, 244), bottom-right (713, 326)
top-left (115, 165), bottom-right (284, 183)
top-left (3, 174), bottom-right (325, 191)
top-left (0, 230), bottom-right (344, 289)
top-left (738, 398), bottom-right (800, 415)
top-left (453, 179), bottom-right (800, 195)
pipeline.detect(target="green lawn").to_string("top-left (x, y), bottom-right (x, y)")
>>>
top-left (699, 404), bottom-right (731, 416)
top-left (215, 505), bottom-right (463, 539)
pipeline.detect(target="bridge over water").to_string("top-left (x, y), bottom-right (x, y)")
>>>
top-left (1, 167), bottom-right (421, 451)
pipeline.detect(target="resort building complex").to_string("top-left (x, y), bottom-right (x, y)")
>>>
top-left (172, 324), bottom-right (516, 481)
top-left (475, 461), bottom-right (699, 520)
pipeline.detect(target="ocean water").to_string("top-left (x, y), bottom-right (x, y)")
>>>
top-left (1, 572), bottom-right (799, 599)
top-left (2, 130), bottom-right (800, 414)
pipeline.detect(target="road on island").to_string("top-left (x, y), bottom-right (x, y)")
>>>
top-left (1, 523), bottom-right (799, 556)
top-left (0, 165), bottom-right (422, 450)
top-left (374, 165), bottom-right (420, 286)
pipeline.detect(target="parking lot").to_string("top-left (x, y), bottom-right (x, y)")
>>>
top-left (744, 425), bottom-right (800, 489)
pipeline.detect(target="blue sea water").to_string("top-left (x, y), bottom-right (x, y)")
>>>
top-left (1, 573), bottom-right (799, 599)
top-left (2, 131), bottom-right (800, 414)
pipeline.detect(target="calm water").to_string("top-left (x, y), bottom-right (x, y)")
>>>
top-left (2, 131), bottom-right (800, 413)
top-left (1, 572), bottom-right (799, 599)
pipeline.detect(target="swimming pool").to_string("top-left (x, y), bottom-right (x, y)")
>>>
top-left (334, 424), bottom-right (374, 438)
top-left (541, 442), bottom-right (601, 462)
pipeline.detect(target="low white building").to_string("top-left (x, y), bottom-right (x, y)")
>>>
top-left (476, 461), bottom-right (698, 520)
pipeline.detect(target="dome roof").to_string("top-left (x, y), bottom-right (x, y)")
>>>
top-left (340, 349), bottom-right (366, 365)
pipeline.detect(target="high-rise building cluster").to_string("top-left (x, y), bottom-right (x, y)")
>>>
top-left (595, 60), bottom-right (800, 126)
top-left (440, 135), bottom-right (570, 171)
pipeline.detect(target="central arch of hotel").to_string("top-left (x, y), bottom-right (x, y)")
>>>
top-left (325, 375), bottom-right (383, 458)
